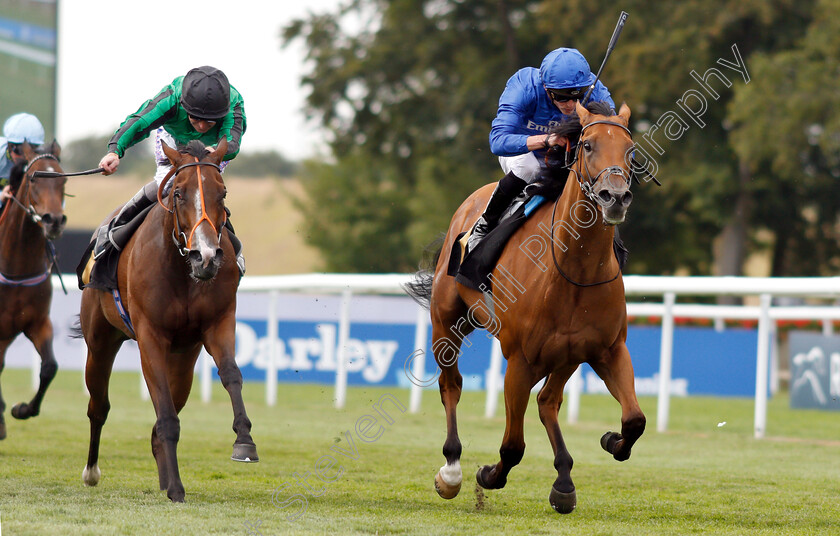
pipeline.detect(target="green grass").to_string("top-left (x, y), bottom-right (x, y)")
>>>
top-left (0, 369), bottom-right (838, 535)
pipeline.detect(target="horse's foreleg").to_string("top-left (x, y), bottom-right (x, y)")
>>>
top-left (138, 335), bottom-right (185, 503)
top-left (0, 339), bottom-right (10, 439)
top-left (203, 317), bottom-right (257, 463)
top-left (536, 366), bottom-right (579, 514)
top-left (434, 356), bottom-right (463, 500)
top-left (590, 343), bottom-right (646, 462)
top-left (12, 319), bottom-right (58, 420)
top-left (476, 353), bottom-right (536, 491)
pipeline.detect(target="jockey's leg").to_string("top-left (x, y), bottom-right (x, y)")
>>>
top-left (466, 171), bottom-right (527, 252)
top-left (93, 181), bottom-right (157, 257)
top-left (222, 208), bottom-right (245, 276)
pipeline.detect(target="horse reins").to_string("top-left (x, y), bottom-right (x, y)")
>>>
top-left (550, 120), bottom-right (633, 288)
top-left (156, 158), bottom-right (225, 256)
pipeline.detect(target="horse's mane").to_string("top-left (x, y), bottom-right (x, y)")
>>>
top-left (8, 160), bottom-right (25, 192)
top-left (528, 101), bottom-right (617, 200)
top-left (183, 140), bottom-right (210, 160)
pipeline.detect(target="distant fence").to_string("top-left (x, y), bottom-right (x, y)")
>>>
top-left (27, 274), bottom-right (840, 439)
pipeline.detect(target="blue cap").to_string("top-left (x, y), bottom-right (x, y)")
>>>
top-left (539, 48), bottom-right (596, 89)
top-left (3, 113), bottom-right (45, 145)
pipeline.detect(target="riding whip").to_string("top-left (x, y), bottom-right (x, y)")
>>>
top-left (31, 167), bottom-right (104, 179)
top-left (582, 11), bottom-right (628, 103)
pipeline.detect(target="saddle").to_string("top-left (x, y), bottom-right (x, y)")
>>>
top-left (448, 191), bottom-right (629, 292)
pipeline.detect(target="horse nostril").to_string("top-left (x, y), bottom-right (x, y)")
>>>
top-left (41, 214), bottom-right (53, 225)
top-left (188, 250), bottom-right (202, 264)
top-left (60, 214), bottom-right (67, 226)
top-left (621, 191), bottom-right (633, 206)
top-left (598, 190), bottom-right (614, 205)
top-left (214, 248), bottom-right (223, 263)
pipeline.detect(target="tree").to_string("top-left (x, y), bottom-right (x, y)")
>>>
top-left (284, 0), bottom-right (548, 271)
top-left (286, 0), bottom-right (822, 276)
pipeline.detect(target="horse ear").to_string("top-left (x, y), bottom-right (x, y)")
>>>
top-left (617, 103), bottom-right (631, 126)
top-left (22, 141), bottom-right (36, 161)
top-left (161, 141), bottom-right (180, 166)
top-left (576, 101), bottom-right (591, 126)
top-left (211, 138), bottom-right (228, 165)
top-left (49, 139), bottom-right (61, 158)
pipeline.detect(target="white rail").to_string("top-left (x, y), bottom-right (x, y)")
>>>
top-left (53, 274), bottom-right (840, 438)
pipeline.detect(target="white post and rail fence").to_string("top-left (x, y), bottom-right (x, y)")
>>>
top-left (45, 274), bottom-right (840, 439)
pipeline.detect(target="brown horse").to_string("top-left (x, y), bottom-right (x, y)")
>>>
top-left (405, 102), bottom-right (645, 513)
top-left (0, 142), bottom-right (66, 439)
top-left (78, 138), bottom-right (257, 502)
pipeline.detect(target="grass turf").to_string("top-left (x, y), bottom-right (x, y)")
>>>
top-left (0, 368), bottom-right (838, 535)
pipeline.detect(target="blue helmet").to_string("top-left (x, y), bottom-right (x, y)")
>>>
top-left (3, 112), bottom-right (44, 145)
top-left (539, 48), bottom-right (596, 90)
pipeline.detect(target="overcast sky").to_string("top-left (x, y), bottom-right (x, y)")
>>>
top-left (56, 0), bottom-right (341, 158)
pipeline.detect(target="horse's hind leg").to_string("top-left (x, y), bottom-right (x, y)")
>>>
top-left (0, 339), bottom-right (10, 439)
top-left (431, 295), bottom-right (472, 499)
top-left (12, 318), bottom-right (58, 420)
top-left (590, 343), bottom-right (646, 461)
top-left (536, 366), bottom-right (580, 514)
top-left (476, 353), bottom-right (537, 491)
top-left (203, 315), bottom-right (257, 463)
top-left (81, 296), bottom-right (124, 487)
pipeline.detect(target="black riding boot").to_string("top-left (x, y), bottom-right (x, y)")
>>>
top-left (223, 207), bottom-right (246, 276)
top-left (93, 181), bottom-right (157, 258)
top-left (466, 171), bottom-right (527, 252)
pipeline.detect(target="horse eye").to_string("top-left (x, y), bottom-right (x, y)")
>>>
top-left (583, 141), bottom-right (593, 152)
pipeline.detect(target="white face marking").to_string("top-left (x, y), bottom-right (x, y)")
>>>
top-left (191, 172), bottom-right (218, 267)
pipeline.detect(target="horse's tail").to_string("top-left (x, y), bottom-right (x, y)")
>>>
top-left (402, 234), bottom-right (445, 310)
top-left (69, 315), bottom-right (84, 339)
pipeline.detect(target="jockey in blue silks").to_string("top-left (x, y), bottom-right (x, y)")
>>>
top-left (469, 48), bottom-right (615, 247)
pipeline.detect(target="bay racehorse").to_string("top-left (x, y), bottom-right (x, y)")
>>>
top-left (78, 138), bottom-right (257, 502)
top-left (404, 101), bottom-right (645, 513)
top-left (0, 142), bottom-right (66, 439)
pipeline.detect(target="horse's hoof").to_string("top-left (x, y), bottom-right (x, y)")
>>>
top-left (549, 485), bottom-right (577, 514)
top-left (0, 422), bottom-right (6, 440)
top-left (11, 403), bottom-right (35, 420)
top-left (231, 442), bottom-right (259, 462)
top-left (82, 464), bottom-right (101, 487)
top-left (600, 431), bottom-right (630, 461)
top-left (434, 472), bottom-right (461, 499)
top-left (168, 491), bottom-right (186, 503)
top-left (476, 465), bottom-right (506, 490)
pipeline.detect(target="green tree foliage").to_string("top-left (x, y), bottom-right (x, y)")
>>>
top-left (227, 150), bottom-right (298, 178)
top-left (284, 0), bottom-right (548, 271)
top-left (728, 0), bottom-right (840, 275)
top-left (286, 0), bottom-right (830, 275)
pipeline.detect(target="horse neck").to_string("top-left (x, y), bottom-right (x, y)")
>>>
top-left (0, 182), bottom-right (47, 276)
top-left (545, 164), bottom-right (617, 280)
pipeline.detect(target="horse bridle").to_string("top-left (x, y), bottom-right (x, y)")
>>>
top-left (156, 159), bottom-right (225, 257)
top-left (2, 153), bottom-right (63, 226)
top-left (548, 120), bottom-right (634, 288)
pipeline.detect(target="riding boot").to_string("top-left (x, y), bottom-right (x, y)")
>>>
top-left (466, 171), bottom-right (527, 253)
top-left (93, 181), bottom-right (157, 258)
top-left (223, 207), bottom-right (245, 276)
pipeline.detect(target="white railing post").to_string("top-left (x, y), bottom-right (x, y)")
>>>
top-left (657, 292), bottom-right (676, 433)
top-left (335, 289), bottom-right (352, 409)
top-left (484, 339), bottom-right (504, 418)
top-left (140, 373), bottom-right (149, 401)
top-left (754, 293), bottom-right (772, 439)
top-left (566, 366), bottom-right (583, 424)
top-left (201, 349), bottom-right (212, 403)
top-left (266, 290), bottom-right (279, 407)
top-left (31, 348), bottom-right (39, 391)
top-left (409, 306), bottom-right (429, 413)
